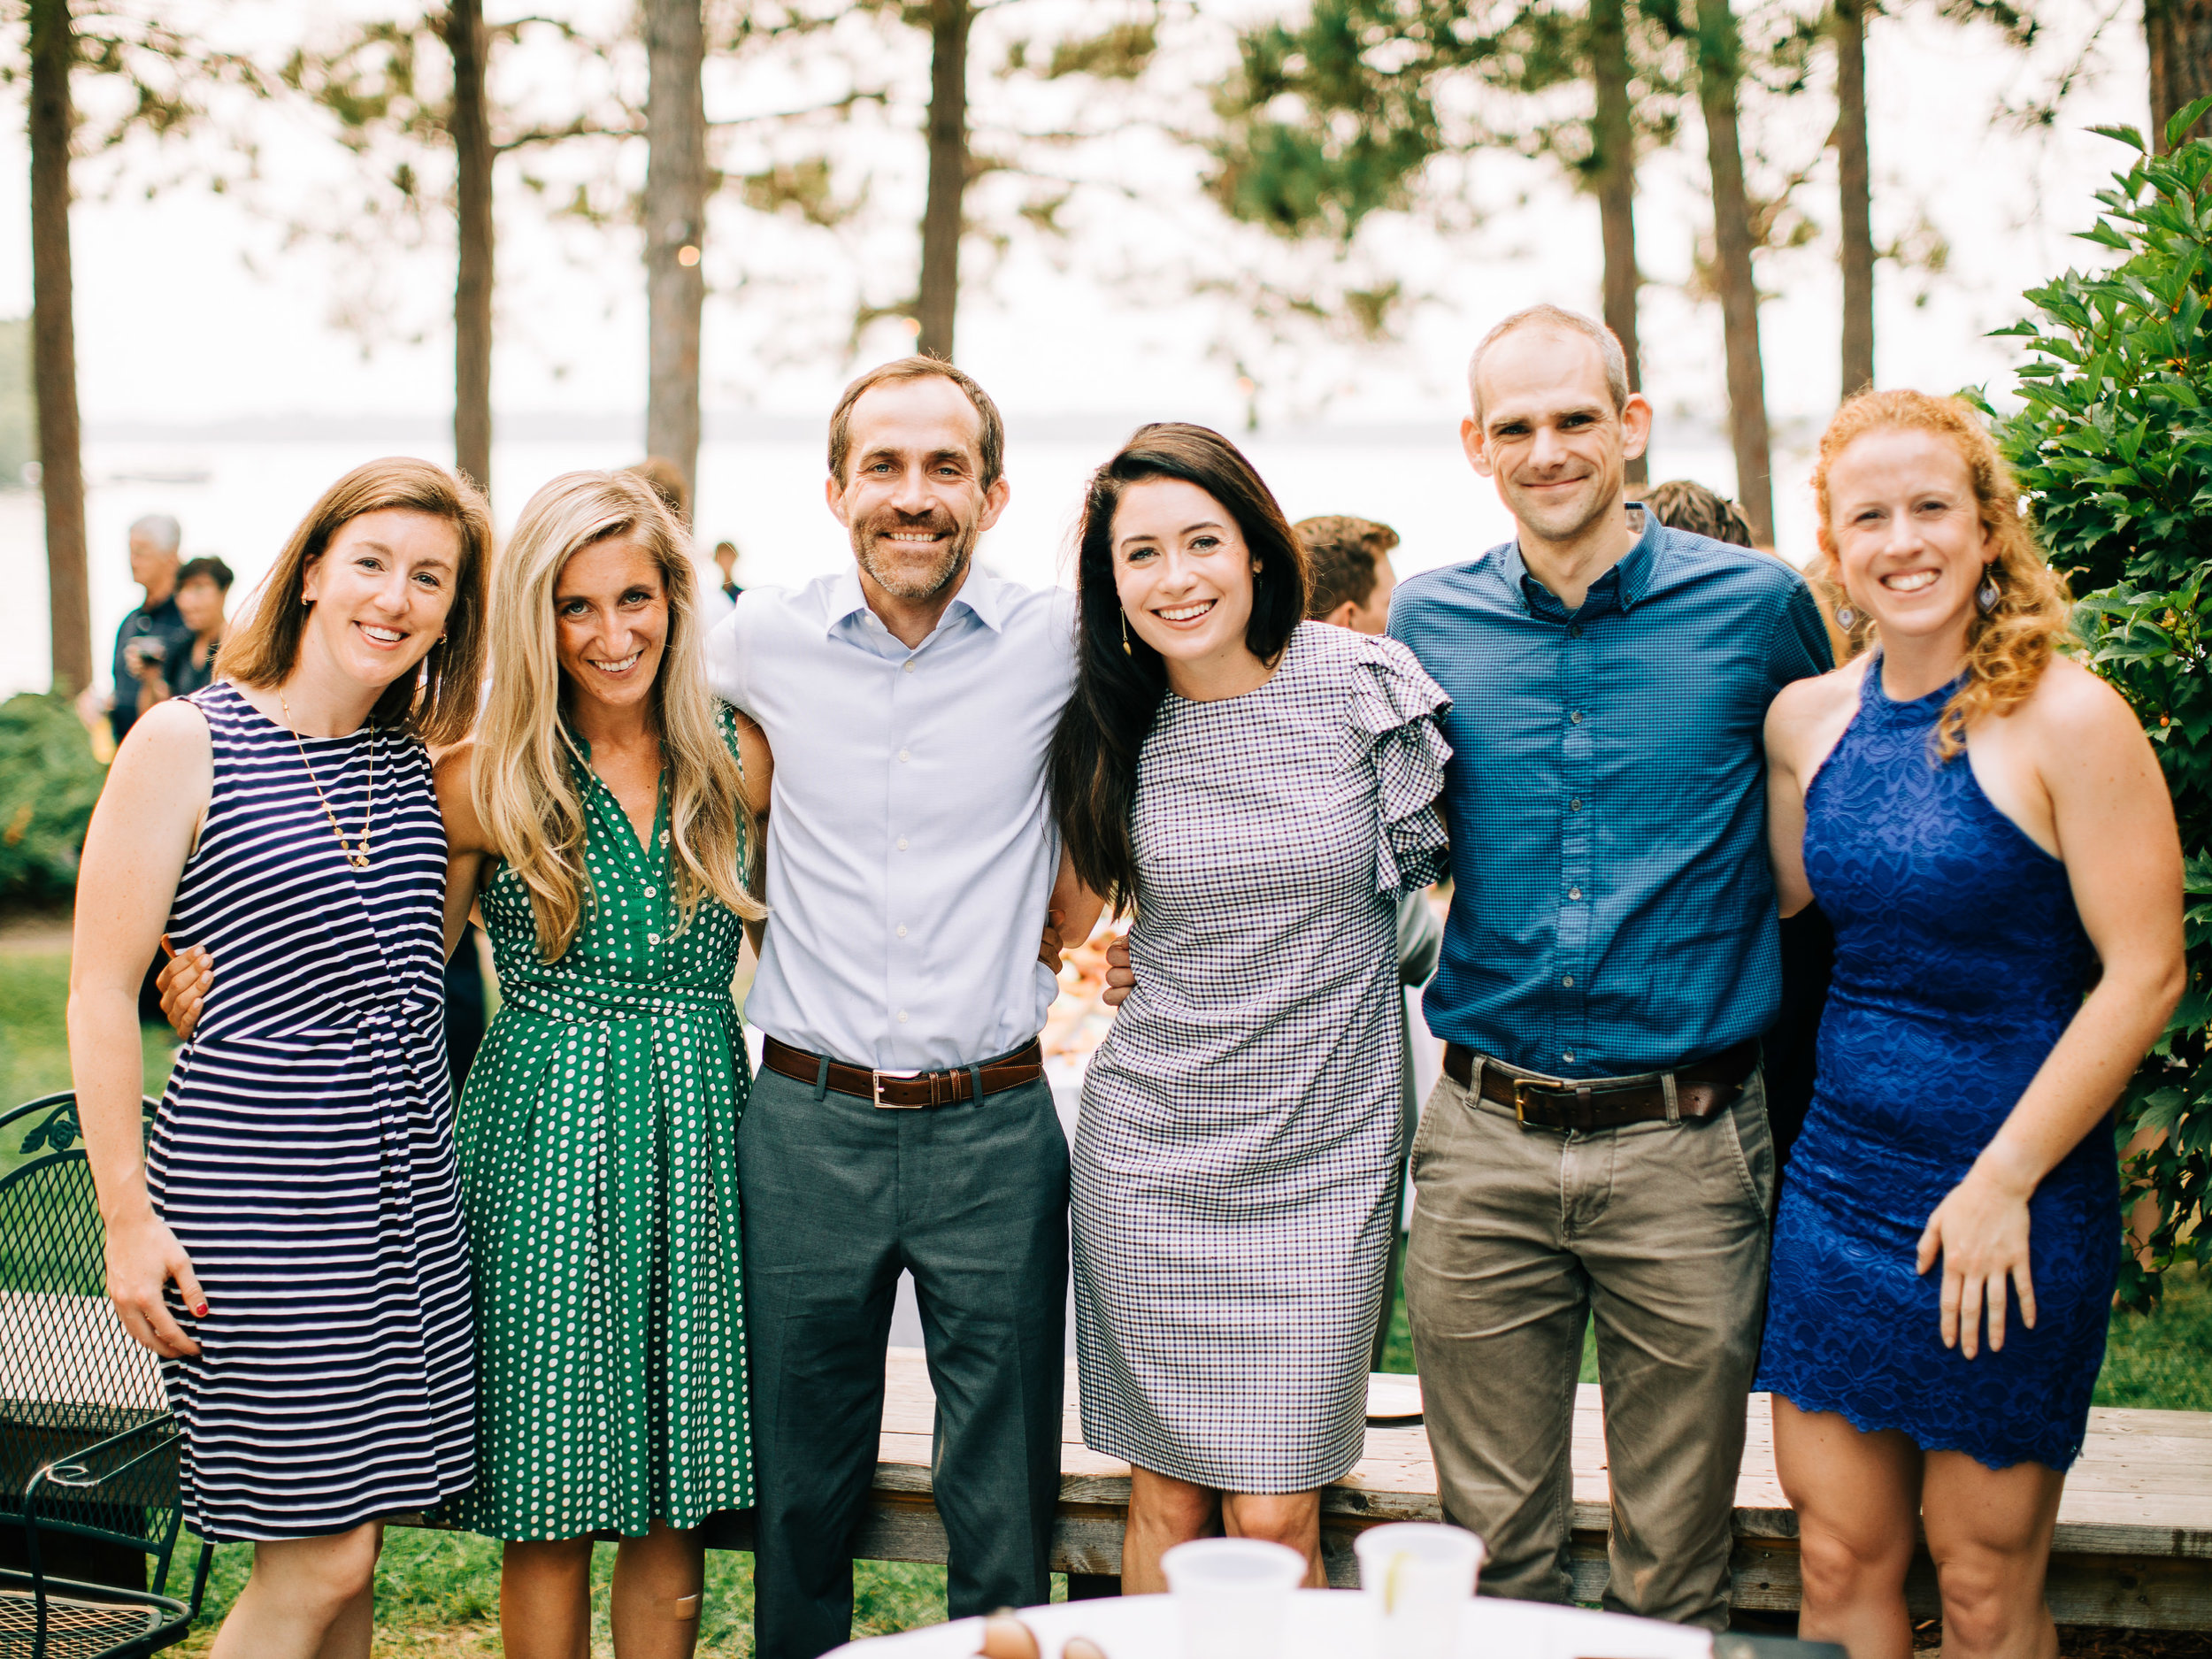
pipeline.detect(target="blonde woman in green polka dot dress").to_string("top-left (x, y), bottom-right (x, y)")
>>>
top-left (435, 470), bottom-right (770, 1656)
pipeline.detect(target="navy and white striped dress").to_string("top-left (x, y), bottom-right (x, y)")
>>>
top-left (147, 680), bottom-right (475, 1541)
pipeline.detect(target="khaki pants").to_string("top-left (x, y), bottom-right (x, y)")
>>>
top-left (1404, 1063), bottom-right (1776, 1630)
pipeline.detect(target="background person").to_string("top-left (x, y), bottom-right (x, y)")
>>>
top-left (1053, 426), bottom-right (1450, 1592)
top-left (1387, 304), bottom-right (1832, 1630)
top-left (703, 358), bottom-right (1097, 1659)
top-left (1294, 511), bottom-right (1443, 1367)
top-left (88, 512), bottom-right (193, 742)
top-left (165, 555), bottom-right (234, 699)
top-left (712, 539), bottom-right (742, 603)
top-left (72, 458), bottom-right (489, 1659)
top-left (1757, 390), bottom-right (2184, 1659)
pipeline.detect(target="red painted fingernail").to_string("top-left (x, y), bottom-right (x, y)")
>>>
top-left (191, 1302), bottom-right (210, 1317)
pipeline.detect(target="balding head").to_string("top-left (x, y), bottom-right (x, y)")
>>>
top-left (1467, 305), bottom-right (1628, 427)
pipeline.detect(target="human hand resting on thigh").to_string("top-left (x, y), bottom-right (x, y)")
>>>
top-left (105, 1208), bottom-right (206, 1358)
top-left (155, 937), bottom-right (211, 1041)
top-left (1101, 936), bottom-right (1134, 1008)
top-left (1916, 1148), bottom-right (2038, 1360)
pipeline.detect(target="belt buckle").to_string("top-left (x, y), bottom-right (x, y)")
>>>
top-left (1510, 1078), bottom-right (1553, 1125)
top-left (872, 1068), bottom-right (924, 1110)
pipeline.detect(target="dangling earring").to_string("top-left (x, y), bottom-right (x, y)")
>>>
top-left (1835, 603), bottom-right (1858, 630)
top-left (1120, 609), bottom-right (1132, 656)
top-left (1976, 567), bottom-right (2001, 612)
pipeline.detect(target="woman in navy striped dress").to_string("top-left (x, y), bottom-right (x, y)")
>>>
top-left (69, 457), bottom-right (490, 1659)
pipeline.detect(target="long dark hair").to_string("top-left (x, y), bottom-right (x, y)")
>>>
top-left (1048, 423), bottom-right (1310, 911)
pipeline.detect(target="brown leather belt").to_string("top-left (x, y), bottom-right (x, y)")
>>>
top-left (1444, 1040), bottom-right (1757, 1132)
top-left (762, 1034), bottom-right (1045, 1110)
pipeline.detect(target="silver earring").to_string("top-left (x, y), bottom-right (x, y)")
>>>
top-left (1976, 569), bottom-right (2001, 612)
top-left (1120, 609), bottom-right (1132, 657)
top-left (1835, 603), bottom-right (1857, 630)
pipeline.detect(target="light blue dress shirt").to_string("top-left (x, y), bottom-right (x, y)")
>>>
top-left (704, 565), bottom-right (1078, 1071)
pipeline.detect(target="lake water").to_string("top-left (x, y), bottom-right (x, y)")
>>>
top-left (0, 417), bottom-right (1812, 703)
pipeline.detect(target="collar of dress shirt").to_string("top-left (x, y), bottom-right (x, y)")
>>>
top-left (822, 561), bottom-right (1010, 642)
top-left (1497, 502), bottom-right (1658, 620)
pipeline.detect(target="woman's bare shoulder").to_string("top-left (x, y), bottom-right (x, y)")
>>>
top-left (1767, 655), bottom-right (1869, 748)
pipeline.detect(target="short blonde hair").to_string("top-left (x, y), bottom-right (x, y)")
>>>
top-left (1812, 389), bottom-right (2073, 758)
top-left (219, 457), bottom-right (491, 745)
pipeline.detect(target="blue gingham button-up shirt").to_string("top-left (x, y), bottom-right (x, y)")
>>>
top-left (1388, 510), bottom-right (1832, 1078)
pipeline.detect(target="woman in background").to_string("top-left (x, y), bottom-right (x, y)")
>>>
top-left (73, 458), bottom-right (489, 1659)
top-left (1756, 390), bottom-right (2184, 1659)
top-left (1049, 424), bottom-right (1450, 1590)
top-left (166, 556), bottom-right (234, 699)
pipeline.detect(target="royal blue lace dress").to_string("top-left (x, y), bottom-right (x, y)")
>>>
top-left (1755, 667), bottom-right (2110, 1472)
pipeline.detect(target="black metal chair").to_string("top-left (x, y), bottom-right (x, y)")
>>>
top-left (1, 1092), bottom-right (212, 1657)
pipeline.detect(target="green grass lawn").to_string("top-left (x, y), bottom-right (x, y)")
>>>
top-left (4, 944), bottom-right (2207, 1653)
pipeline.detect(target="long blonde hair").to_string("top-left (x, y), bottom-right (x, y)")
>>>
top-left (222, 457), bottom-right (492, 745)
top-left (1812, 389), bottom-right (2074, 759)
top-left (473, 471), bottom-right (764, 961)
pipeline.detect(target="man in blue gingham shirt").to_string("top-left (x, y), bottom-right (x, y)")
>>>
top-left (1388, 305), bottom-right (1831, 1630)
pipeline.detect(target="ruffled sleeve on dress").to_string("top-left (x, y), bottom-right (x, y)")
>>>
top-left (1345, 634), bottom-right (1453, 896)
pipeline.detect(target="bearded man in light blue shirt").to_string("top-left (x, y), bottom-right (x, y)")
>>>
top-left (705, 357), bottom-right (1101, 1659)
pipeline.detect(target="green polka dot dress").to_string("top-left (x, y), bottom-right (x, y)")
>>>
top-left (438, 709), bottom-right (755, 1541)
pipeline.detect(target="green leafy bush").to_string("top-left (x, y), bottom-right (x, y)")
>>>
top-left (0, 692), bottom-right (105, 902)
top-left (1985, 96), bottom-right (2212, 1303)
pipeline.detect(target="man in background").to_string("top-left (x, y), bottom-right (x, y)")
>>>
top-left (712, 539), bottom-right (742, 603)
top-left (1295, 512), bottom-right (1441, 1368)
top-left (94, 514), bottom-right (191, 744)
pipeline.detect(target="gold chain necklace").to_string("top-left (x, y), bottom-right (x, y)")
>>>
top-left (280, 694), bottom-right (373, 871)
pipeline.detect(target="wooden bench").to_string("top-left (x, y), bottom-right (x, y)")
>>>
top-left (708, 1348), bottom-right (2212, 1632)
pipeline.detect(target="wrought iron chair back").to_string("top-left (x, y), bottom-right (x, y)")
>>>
top-left (1, 1090), bottom-right (211, 1655)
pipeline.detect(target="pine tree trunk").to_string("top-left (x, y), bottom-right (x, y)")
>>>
top-left (1834, 0), bottom-right (1874, 397)
top-left (1589, 0), bottom-right (1644, 488)
top-left (447, 0), bottom-right (493, 499)
top-left (28, 0), bottom-right (88, 697)
top-left (2147, 0), bottom-right (2212, 149)
top-left (916, 0), bottom-right (971, 362)
top-left (644, 0), bottom-right (707, 504)
top-left (1693, 0), bottom-right (1776, 544)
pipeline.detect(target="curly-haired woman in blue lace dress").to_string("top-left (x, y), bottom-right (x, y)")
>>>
top-left (1756, 390), bottom-right (2184, 1659)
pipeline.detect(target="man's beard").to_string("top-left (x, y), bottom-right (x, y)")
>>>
top-left (853, 511), bottom-right (980, 600)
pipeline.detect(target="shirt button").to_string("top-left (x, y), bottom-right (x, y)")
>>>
top-left (896, 1010), bottom-right (909, 1024)
top-left (1569, 625), bottom-right (1583, 640)
top-left (897, 748), bottom-right (910, 763)
top-left (897, 837), bottom-right (909, 851)
top-left (648, 933), bottom-right (661, 946)
top-left (902, 660), bottom-right (915, 673)
top-left (1562, 975), bottom-right (1575, 987)
top-left (1570, 798), bottom-right (1583, 811)
top-left (896, 925), bottom-right (908, 938)
top-left (1563, 1052), bottom-right (1577, 1065)
top-left (1568, 887), bottom-right (1582, 901)
top-left (1569, 710), bottom-right (1585, 724)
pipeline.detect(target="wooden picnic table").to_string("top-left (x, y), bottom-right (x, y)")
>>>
top-left (708, 1347), bottom-right (2212, 1632)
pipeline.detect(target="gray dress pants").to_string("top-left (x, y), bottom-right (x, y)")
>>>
top-left (739, 1061), bottom-right (1069, 1659)
top-left (1404, 1064), bottom-right (1776, 1631)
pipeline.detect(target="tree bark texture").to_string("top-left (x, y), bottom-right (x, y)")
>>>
top-left (643, 0), bottom-right (707, 505)
top-left (28, 0), bottom-right (89, 696)
top-left (916, 0), bottom-right (971, 362)
top-left (1693, 0), bottom-right (1776, 545)
top-left (1834, 0), bottom-right (1874, 397)
top-left (2147, 0), bottom-right (2212, 149)
top-left (1589, 0), bottom-right (1645, 488)
top-left (446, 0), bottom-right (494, 499)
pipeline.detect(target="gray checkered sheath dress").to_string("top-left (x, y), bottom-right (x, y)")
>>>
top-left (1072, 623), bottom-right (1450, 1491)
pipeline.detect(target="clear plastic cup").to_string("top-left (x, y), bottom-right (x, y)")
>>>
top-left (1161, 1536), bottom-right (1307, 1659)
top-left (1354, 1522), bottom-right (1486, 1659)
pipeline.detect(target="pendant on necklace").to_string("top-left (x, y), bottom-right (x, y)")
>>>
top-left (349, 853), bottom-right (370, 871)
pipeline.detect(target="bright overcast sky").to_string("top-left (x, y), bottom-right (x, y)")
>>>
top-left (0, 0), bottom-right (2159, 434)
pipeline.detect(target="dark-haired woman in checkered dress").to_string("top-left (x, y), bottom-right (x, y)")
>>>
top-left (1048, 423), bottom-right (1449, 1592)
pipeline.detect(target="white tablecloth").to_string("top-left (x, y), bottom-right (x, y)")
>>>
top-left (830, 1588), bottom-right (1716, 1658)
